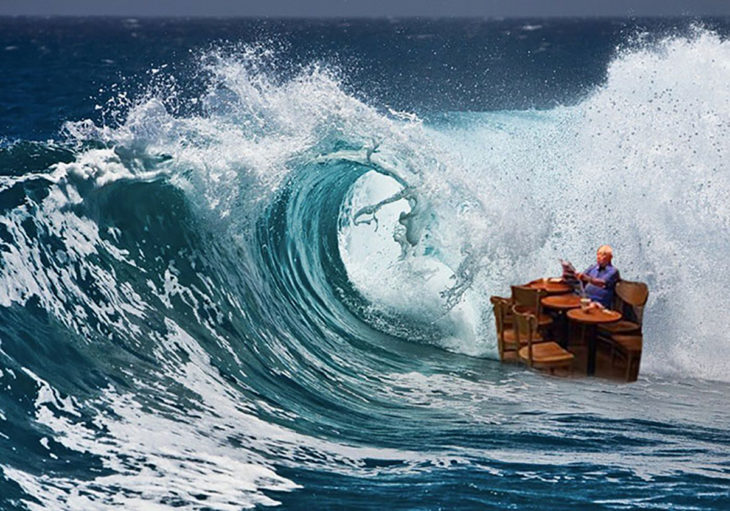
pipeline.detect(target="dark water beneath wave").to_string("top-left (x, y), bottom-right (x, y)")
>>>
top-left (1, 17), bottom-right (729, 510)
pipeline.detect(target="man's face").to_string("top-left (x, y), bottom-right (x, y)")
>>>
top-left (597, 249), bottom-right (612, 267)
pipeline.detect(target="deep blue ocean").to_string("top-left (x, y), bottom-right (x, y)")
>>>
top-left (1, 17), bottom-right (730, 510)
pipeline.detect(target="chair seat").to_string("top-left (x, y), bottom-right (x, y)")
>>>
top-left (611, 335), bottom-right (643, 353)
top-left (598, 320), bottom-right (640, 335)
top-left (518, 341), bottom-right (574, 365)
top-left (502, 328), bottom-right (544, 346)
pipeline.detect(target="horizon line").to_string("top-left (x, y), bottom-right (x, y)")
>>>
top-left (1, 13), bottom-right (727, 20)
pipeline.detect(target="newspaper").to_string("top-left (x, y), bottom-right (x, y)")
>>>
top-left (560, 259), bottom-right (577, 280)
top-left (560, 259), bottom-right (585, 296)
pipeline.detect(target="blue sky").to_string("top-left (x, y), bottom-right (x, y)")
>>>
top-left (1, 0), bottom-right (729, 17)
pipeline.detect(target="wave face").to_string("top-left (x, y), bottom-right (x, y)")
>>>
top-left (1, 18), bottom-right (730, 510)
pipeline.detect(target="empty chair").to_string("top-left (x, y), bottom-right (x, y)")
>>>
top-left (490, 296), bottom-right (543, 361)
top-left (610, 334), bottom-right (643, 382)
top-left (513, 306), bottom-right (573, 374)
top-left (511, 285), bottom-right (553, 328)
top-left (598, 280), bottom-right (649, 337)
top-left (490, 296), bottom-right (513, 361)
top-left (490, 295), bottom-right (514, 327)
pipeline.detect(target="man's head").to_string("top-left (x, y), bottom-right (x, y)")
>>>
top-left (596, 245), bottom-right (613, 267)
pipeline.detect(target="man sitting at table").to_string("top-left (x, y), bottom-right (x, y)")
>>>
top-left (576, 245), bottom-right (620, 308)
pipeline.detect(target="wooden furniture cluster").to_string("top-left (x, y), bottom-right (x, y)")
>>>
top-left (490, 279), bottom-right (648, 382)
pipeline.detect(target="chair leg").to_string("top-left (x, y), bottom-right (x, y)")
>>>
top-left (626, 352), bottom-right (641, 382)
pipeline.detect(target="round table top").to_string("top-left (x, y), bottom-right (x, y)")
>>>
top-left (567, 308), bottom-right (622, 324)
top-left (527, 279), bottom-right (573, 295)
top-left (541, 294), bottom-right (582, 310)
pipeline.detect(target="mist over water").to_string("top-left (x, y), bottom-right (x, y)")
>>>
top-left (1, 18), bottom-right (729, 510)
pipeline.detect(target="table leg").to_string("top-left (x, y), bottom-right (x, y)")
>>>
top-left (586, 324), bottom-right (597, 376)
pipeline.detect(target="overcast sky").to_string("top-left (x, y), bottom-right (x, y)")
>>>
top-left (1, 0), bottom-right (729, 18)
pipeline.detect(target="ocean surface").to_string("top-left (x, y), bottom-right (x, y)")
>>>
top-left (1, 17), bottom-right (729, 510)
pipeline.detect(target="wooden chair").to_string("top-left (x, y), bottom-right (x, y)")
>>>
top-left (491, 296), bottom-right (543, 361)
top-left (511, 285), bottom-right (553, 328)
top-left (610, 334), bottom-right (642, 382)
top-left (598, 280), bottom-right (649, 337)
top-left (513, 306), bottom-right (573, 374)
top-left (597, 280), bottom-right (647, 381)
top-left (490, 295), bottom-right (514, 326)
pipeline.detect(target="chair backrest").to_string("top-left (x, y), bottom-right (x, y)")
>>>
top-left (512, 306), bottom-right (538, 366)
top-left (490, 296), bottom-right (511, 360)
top-left (615, 280), bottom-right (649, 325)
top-left (511, 285), bottom-right (544, 314)
top-left (490, 296), bottom-right (508, 332)
top-left (616, 280), bottom-right (649, 306)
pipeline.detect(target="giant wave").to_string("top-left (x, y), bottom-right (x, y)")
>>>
top-left (1, 28), bottom-right (730, 509)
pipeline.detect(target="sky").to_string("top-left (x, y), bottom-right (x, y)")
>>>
top-left (1, 0), bottom-right (730, 18)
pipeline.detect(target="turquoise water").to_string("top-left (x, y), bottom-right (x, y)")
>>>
top-left (1, 17), bottom-right (729, 510)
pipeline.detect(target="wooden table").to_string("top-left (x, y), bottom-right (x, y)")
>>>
top-left (527, 279), bottom-right (573, 295)
top-left (541, 294), bottom-right (582, 310)
top-left (567, 308), bottom-right (621, 376)
top-left (541, 295), bottom-right (582, 347)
